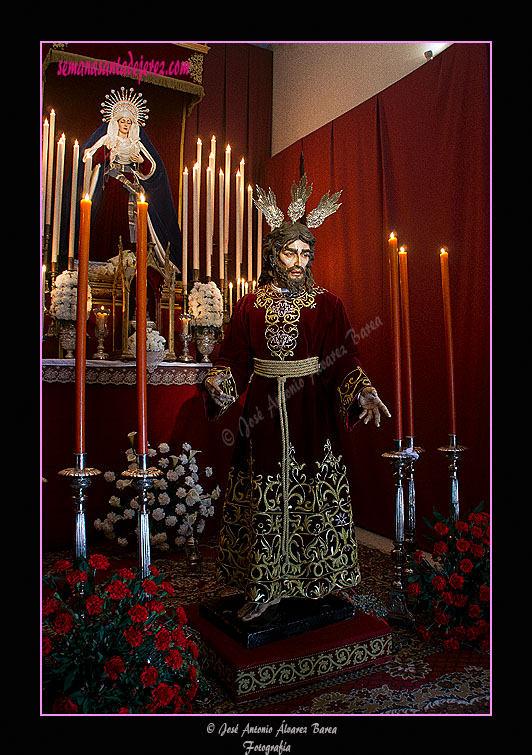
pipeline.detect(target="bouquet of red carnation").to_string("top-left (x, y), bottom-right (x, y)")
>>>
top-left (42, 554), bottom-right (209, 714)
top-left (407, 503), bottom-right (490, 652)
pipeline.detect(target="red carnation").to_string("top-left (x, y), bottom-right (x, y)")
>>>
top-left (468, 604), bottom-right (482, 619)
top-left (470, 525), bottom-right (484, 539)
top-left (53, 559), bottom-right (72, 572)
top-left (161, 581), bottom-right (176, 596)
top-left (146, 599), bottom-right (164, 614)
top-left (433, 541), bottom-right (448, 557)
top-left (85, 595), bottom-right (104, 616)
top-left (479, 585), bottom-right (490, 602)
top-left (434, 522), bottom-right (449, 536)
top-left (175, 606), bottom-right (188, 625)
top-left (53, 611), bottom-right (75, 635)
top-left (456, 538), bottom-right (470, 553)
top-left (155, 627), bottom-right (172, 651)
top-left (459, 558), bottom-right (474, 574)
top-left (67, 569), bottom-right (88, 587)
top-left (188, 640), bottom-right (199, 660)
top-left (43, 595), bottom-right (61, 616)
top-left (151, 682), bottom-right (174, 708)
top-left (52, 696), bottom-right (78, 714)
top-left (42, 636), bottom-right (53, 656)
top-left (123, 625), bottom-right (144, 647)
top-left (128, 604), bottom-right (149, 624)
top-left (455, 520), bottom-right (469, 532)
top-left (432, 575), bottom-right (446, 592)
top-left (140, 665), bottom-right (159, 687)
top-left (116, 568), bottom-right (136, 581)
top-left (165, 648), bottom-right (183, 670)
top-left (449, 573), bottom-right (464, 590)
top-left (104, 655), bottom-right (125, 680)
top-left (142, 578), bottom-right (158, 596)
top-left (106, 580), bottom-right (132, 600)
top-left (407, 581), bottom-right (420, 596)
top-left (88, 554), bottom-right (110, 571)
top-left (172, 627), bottom-right (187, 645)
top-left (453, 593), bottom-right (468, 608)
top-left (413, 550), bottom-right (424, 564)
top-left (443, 637), bottom-right (460, 651)
top-left (470, 543), bottom-right (485, 559)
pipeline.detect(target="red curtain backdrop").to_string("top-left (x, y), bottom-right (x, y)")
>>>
top-left (263, 43), bottom-right (490, 543)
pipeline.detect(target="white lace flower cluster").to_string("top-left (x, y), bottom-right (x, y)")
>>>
top-left (50, 269), bottom-right (92, 322)
top-left (96, 438), bottom-right (221, 550)
top-left (127, 325), bottom-right (166, 353)
top-left (188, 281), bottom-right (224, 328)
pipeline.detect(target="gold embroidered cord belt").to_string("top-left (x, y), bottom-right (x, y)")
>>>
top-left (253, 357), bottom-right (320, 559)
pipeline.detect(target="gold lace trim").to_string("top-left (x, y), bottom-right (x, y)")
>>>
top-left (337, 366), bottom-right (372, 421)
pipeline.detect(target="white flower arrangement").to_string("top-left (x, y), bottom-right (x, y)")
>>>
top-left (96, 436), bottom-right (220, 550)
top-left (127, 325), bottom-right (167, 353)
top-left (49, 269), bottom-right (92, 322)
top-left (188, 281), bottom-right (224, 330)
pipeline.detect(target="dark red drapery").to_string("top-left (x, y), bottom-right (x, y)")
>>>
top-left (263, 43), bottom-right (491, 543)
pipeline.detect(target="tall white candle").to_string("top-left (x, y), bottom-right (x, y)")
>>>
top-left (229, 281), bottom-right (233, 315)
top-left (224, 145), bottom-right (231, 257)
top-left (68, 140), bottom-right (79, 264)
top-left (206, 166), bottom-right (213, 278)
top-left (247, 184), bottom-right (253, 282)
top-left (182, 167), bottom-right (188, 291)
top-left (196, 138), bottom-right (202, 202)
top-left (256, 207), bottom-right (263, 282)
top-left (42, 118), bottom-right (49, 225)
top-left (45, 109), bottom-right (55, 226)
top-left (208, 147), bottom-right (215, 238)
top-left (51, 133), bottom-right (65, 265)
top-left (235, 169), bottom-right (242, 280)
top-left (193, 163), bottom-right (199, 270)
top-left (219, 169), bottom-right (225, 279)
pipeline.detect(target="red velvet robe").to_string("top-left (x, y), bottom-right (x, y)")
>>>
top-left (205, 282), bottom-right (373, 604)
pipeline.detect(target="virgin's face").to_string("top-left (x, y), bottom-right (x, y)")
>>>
top-left (117, 117), bottom-right (132, 136)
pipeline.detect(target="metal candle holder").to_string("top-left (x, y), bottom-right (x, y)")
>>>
top-left (382, 439), bottom-right (420, 623)
top-left (58, 453), bottom-right (101, 562)
top-left (437, 433), bottom-right (468, 523)
top-left (403, 436), bottom-right (424, 567)
top-left (122, 453), bottom-right (162, 579)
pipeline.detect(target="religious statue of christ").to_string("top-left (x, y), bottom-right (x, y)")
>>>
top-left (203, 175), bottom-right (390, 622)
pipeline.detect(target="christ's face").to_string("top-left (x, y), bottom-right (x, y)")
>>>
top-left (117, 117), bottom-right (132, 136)
top-left (278, 239), bottom-right (311, 283)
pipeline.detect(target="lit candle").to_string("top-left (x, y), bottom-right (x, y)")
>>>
top-left (182, 167), bottom-right (188, 293)
top-left (398, 246), bottom-right (414, 439)
top-left (247, 184), bottom-right (253, 281)
top-left (51, 133), bottom-right (66, 267)
top-left (229, 281), bottom-right (233, 315)
top-left (208, 145), bottom-right (215, 241)
top-left (136, 193), bottom-right (149, 456)
top-left (224, 145), bottom-right (231, 258)
top-left (42, 118), bottom-right (49, 226)
top-left (235, 169), bottom-right (242, 280)
top-left (388, 232), bottom-right (403, 442)
top-left (75, 194), bottom-right (92, 455)
top-left (439, 247), bottom-right (456, 436)
top-left (192, 163), bottom-right (199, 271)
top-left (45, 109), bottom-right (55, 227)
top-left (196, 137), bottom-right (202, 197)
top-left (256, 206), bottom-right (263, 282)
top-left (68, 140), bottom-right (79, 266)
top-left (206, 166), bottom-right (213, 278)
top-left (236, 278), bottom-right (240, 300)
top-left (219, 169), bottom-right (225, 280)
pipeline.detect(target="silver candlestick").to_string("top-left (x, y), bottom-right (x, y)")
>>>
top-left (58, 453), bottom-right (101, 562)
top-left (437, 433), bottom-right (468, 523)
top-left (382, 440), bottom-right (418, 623)
top-left (92, 308), bottom-right (109, 360)
top-left (122, 453), bottom-right (162, 579)
top-left (403, 436), bottom-right (424, 569)
top-left (178, 314), bottom-right (195, 362)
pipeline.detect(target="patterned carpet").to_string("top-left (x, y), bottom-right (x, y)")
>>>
top-left (42, 536), bottom-right (490, 716)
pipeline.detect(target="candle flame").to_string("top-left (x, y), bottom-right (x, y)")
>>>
top-left (389, 232), bottom-right (395, 240)
top-left (219, 168), bottom-right (224, 175)
top-left (197, 138), bottom-right (202, 145)
top-left (184, 166), bottom-right (188, 174)
top-left (139, 193), bottom-right (145, 203)
top-left (226, 145), bottom-right (231, 153)
top-left (84, 193), bottom-right (90, 201)
top-left (440, 247), bottom-right (448, 255)
top-left (399, 246), bottom-right (407, 254)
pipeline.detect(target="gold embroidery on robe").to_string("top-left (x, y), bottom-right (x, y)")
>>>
top-left (254, 284), bottom-right (325, 360)
top-left (337, 366), bottom-right (372, 421)
top-left (205, 366), bottom-right (238, 416)
top-left (216, 438), bottom-right (361, 603)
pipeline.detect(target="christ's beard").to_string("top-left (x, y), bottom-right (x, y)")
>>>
top-left (273, 265), bottom-right (310, 294)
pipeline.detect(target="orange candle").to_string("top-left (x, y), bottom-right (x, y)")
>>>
top-left (136, 194), bottom-right (149, 456)
top-left (75, 194), bottom-right (92, 455)
top-left (440, 247), bottom-right (456, 435)
top-left (388, 233), bottom-right (403, 441)
top-left (398, 246), bottom-right (414, 439)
